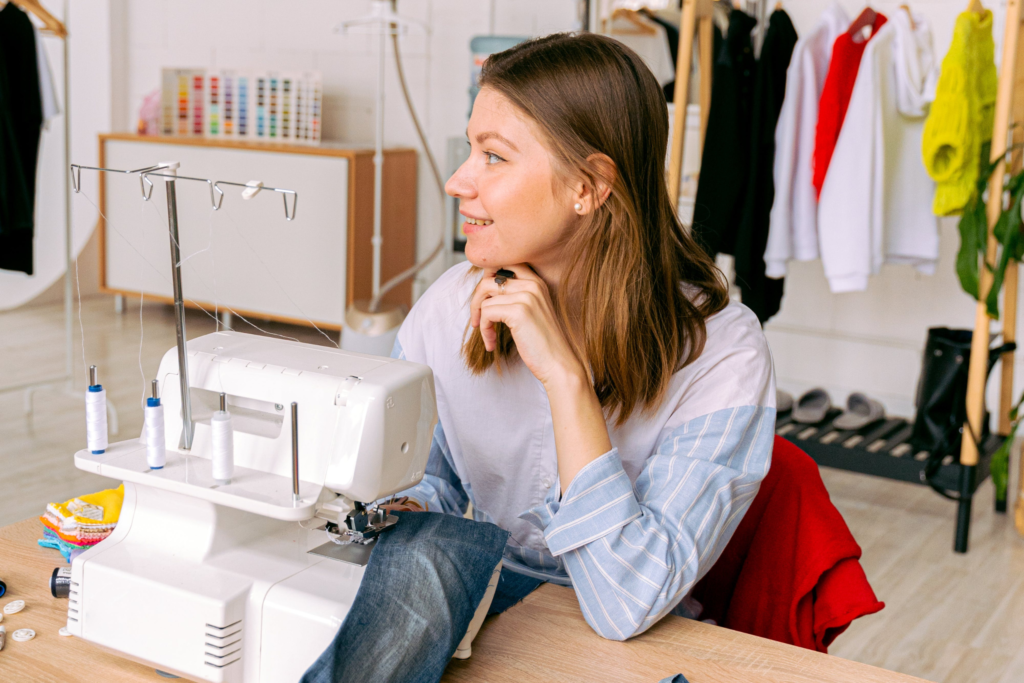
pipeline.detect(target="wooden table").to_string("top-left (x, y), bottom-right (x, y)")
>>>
top-left (0, 518), bottom-right (924, 683)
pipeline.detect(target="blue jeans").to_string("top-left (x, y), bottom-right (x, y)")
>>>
top-left (488, 566), bottom-right (544, 615)
top-left (301, 511), bottom-right (509, 683)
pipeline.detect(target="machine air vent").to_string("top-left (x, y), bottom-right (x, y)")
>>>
top-left (204, 619), bottom-right (243, 669)
top-left (68, 583), bottom-right (80, 622)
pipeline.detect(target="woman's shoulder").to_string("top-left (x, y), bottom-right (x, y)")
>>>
top-left (397, 262), bottom-right (479, 362)
top-left (665, 299), bottom-right (775, 425)
top-left (413, 261), bottom-right (478, 315)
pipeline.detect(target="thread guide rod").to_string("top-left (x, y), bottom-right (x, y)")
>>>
top-left (291, 402), bottom-right (300, 503)
top-left (89, 365), bottom-right (97, 386)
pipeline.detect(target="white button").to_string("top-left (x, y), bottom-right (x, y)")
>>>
top-left (3, 600), bottom-right (25, 615)
top-left (542, 479), bottom-right (552, 489)
top-left (59, 627), bottom-right (72, 637)
top-left (12, 628), bottom-right (35, 642)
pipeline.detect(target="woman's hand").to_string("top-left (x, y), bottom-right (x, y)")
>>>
top-left (470, 264), bottom-right (584, 388)
top-left (470, 265), bottom-right (613, 493)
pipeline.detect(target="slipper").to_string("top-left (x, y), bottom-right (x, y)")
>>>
top-left (792, 388), bottom-right (832, 424)
top-left (776, 390), bottom-right (793, 414)
top-left (832, 392), bottom-right (885, 430)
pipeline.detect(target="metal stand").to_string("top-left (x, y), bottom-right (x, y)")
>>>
top-left (70, 162), bottom-right (297, 450)
top-left (336, 0), bottom-right (424, 312)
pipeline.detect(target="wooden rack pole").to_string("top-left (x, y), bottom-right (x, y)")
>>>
top-left (959, 0), bottom-right (1024, 551)
top-left (962, 0), bottom-right (1023, 467)
top-left (668, 0), bottom-right (699, 210)
top-left (1000, 27), bottom-right (1024, 437)
top-left (698, 15), bottom-right (714, 149)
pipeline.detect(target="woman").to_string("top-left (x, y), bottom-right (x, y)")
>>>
top-left (390, 32), bottom-right (775, 641)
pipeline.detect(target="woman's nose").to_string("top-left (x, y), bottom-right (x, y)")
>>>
top-left (445, 158), bottom-right (476, 199)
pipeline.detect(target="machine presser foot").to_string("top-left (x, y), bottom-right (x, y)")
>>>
top-left (308, 503), bottom-right (398, 566)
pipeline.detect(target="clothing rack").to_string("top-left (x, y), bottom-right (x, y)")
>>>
top-left (667, 0), bottom-right (715, 210)
top-left (0, 1), bottom-right (120, 434)
top-left (670, 0), bottom-right (1024, 552)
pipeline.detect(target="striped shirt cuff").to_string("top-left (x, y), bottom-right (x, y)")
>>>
top-left (541, 448), bottom-right (642, 556)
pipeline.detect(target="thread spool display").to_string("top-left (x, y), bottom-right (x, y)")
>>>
top-left (86, 365), bottom-right (108, 454)
top-left (146, 379), bottom-right (166, 470)
top-left (212, 392), bottom-right (234, 485)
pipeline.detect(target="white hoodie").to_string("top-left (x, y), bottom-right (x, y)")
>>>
top-left (816, 10), bottom-right (939, 292)
top-left (764, 3), bottom-right (850, 279)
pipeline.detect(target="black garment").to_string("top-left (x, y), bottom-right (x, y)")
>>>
top-left (734, 10), bottom-right (798, 324)
top-left (0, 2), bottom-right (43, 276)
top-left (692, 10), bottom-right (757, 258)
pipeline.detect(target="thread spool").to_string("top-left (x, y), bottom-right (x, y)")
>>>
top-left (86, 365), bottom-right (108, 454)
top-left (146, 379), bottom-right (166, 470)
top-left (211, 392), bottom-right (234, 485)
top-left (50, 567), bottom-right (72, 598)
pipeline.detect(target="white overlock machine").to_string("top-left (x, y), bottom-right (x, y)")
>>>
top-left (64, 161), bottom-right (499, 682)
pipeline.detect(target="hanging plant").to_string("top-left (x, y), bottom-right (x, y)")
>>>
top-left (955, 140), bottom-right (1024, 503)
top-left (956, 141), bottom-right (1024, 319)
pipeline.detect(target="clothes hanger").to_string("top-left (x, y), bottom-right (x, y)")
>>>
top-left (899, 3), bottom-right (916, 29)
top-left (604, 8), bottom-right (658, 35)
top-left (4, 0), bottom-right (67, 37)
top-left (847, 5), bottom-right (878, 38)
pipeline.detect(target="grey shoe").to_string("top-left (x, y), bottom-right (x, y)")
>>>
top-left (832, 392), bottom-right (885, 430)
top-left (792, 388), bottom-right (832, 424)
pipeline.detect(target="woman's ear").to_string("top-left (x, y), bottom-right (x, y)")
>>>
top-left (572, 153), bottom-right (617, 214)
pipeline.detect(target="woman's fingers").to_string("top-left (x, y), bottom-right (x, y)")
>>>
top-left (478, 293), bottom-right (537, 350)
top-left (471, 268), bottom-right (542, 328)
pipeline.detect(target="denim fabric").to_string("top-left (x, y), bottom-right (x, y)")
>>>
top-left (301, 511), bottom-right (509, 683)
top-left (487, 567), bottom-right (544, 615)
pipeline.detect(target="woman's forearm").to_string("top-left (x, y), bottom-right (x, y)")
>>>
top-left (545, 367), bottom-right (614, 496)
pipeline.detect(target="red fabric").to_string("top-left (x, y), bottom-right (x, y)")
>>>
top-left (811, 12), bottom-right (888, 198)
top-left (691, 436), bottom-right (884, 653)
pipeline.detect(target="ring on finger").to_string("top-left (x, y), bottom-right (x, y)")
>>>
top-left (494, 274), bottom-right (507, 295)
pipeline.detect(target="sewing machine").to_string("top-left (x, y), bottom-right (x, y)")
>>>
top-left (66, 331), bottom-right (496, 682)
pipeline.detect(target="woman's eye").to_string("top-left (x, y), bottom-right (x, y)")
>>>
top-left (484, 152), bottom-right (504, 165)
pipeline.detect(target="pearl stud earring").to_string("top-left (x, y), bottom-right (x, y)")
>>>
top-left (574, 203), bottom-right (583, 212)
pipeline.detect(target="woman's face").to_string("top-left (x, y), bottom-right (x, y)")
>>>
top-left (445, 87), bottom-right (578, 281)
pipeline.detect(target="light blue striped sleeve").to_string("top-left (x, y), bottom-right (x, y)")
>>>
top-left (383, 339), bottom-right (469, 516)
top-left (520, 405), bottom-right (775, 641)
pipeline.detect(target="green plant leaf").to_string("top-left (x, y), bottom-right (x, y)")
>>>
top-left (991, 436), bottom-right (1010, 502)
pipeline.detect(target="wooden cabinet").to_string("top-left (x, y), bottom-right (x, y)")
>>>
top-left (97, 134), bottom-right (416, 329)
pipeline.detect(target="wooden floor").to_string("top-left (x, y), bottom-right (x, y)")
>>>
top-left (2, 296), bottom-right (1023, 683)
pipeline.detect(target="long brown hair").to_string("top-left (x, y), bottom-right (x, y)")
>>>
top-left (463, 32), bottom-right (728, 425)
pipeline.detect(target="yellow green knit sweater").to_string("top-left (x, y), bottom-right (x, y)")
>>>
top-left (922, 10), bottom-right (997, 216)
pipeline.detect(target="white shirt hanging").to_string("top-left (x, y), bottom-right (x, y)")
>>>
top-left (764, 2), bottom-right (850, 279)
top-left (607, 14), bottom-right (676, 86)
top-left (32, 24), bottom-right (61, 127)
top-left (816, 10), bottom-right (939, 292)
